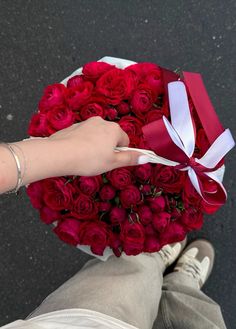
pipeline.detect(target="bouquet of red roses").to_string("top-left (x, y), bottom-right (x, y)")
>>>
top-left (26, 56), bottom-right (234, 260)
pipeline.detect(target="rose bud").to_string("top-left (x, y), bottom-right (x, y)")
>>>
top-left (105, 107), bottom-right (118, 120)
top-left (82, 61), bottom-right (115, 81)
top-left (130, 84), bottom-right (155, 119)
top-left (120, 185), bottom-right (141, 208)
top-left (67, 75), bottom-right (85, 88)
top-left (117, 101), bottom-right (130, 115)
top-left (98, 201), bottom-right (112, 212)
top-left (53, 218), bottom-right (81, 246)
top-left (39, 83), bottom-right (67, 113)
top-left (110, 206), bottom-right (127, 225)
top-left (99, 184), bottom-right (116, 201)
top-left (78, 175), bottom-right (102, 196)
top-left (137, 205), bottom-right (153, 225)
top-left (140, 184), bottom-right (152, 195)
top-left (107, 168), bottom-right (133, 190)
top-left (160, 222), bottom-right (187, 246)
top-left (80, 102), bottom-right (105, 120)
top-left (148, 196), bottom-right (166, 213)
top-left (134, 163), bottom-right (152, 182)
top-left (26, 181), bottom-right (44, 209)
top-left (72, 194), bottom-right (98, 220)
top-left (145, 224), bottom-right (156, 236)
top-left (78, 221), bottom-right (108, 256)
top-left (144, 235), bottom-right (161, 253)
top-left (152, 212), bottom-right (171, 232)
top-left (120, 221), bottom-right (145, 256)
top-left (39, 207), bottom-right (61, 224)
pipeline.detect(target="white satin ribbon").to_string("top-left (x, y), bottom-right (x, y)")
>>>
top-left (116, 81), bottom-right (235, 201)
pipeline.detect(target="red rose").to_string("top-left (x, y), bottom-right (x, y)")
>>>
top-left (145, 223), bottom-right (156, 236)
top-left (152, 212), bottom-right (171, 232)
top-left (77, 175), bottom-right (102, 196)
top-left (78, 221), bottom-right (108, 255)
top-left (121, 221), bottom-right (145, 255)
top-left (53, 218), bottom-right (81, 246)
top-left (66, 82), bottom-right (93, 110)
top-left (181, 207), bottom-right (203, 230)
top-left (144, 234), bottom-right (161, 253)
top-left (39, 83), bottom-right (67, 113)
top-left (67, 75), bottom-right (85, 88)
top-left (98, 201), bottom-right (112, 212)
top-left (134, 163), bottom-right (152, 182)
top-left (120, 185), bottom-right (141, 208)
top-left (118, 115), bottom-right (143, 138)
top-left (151, 165), bottom-right (186, 193)
top-left (43, 178), bottom-right (73, 211)
top-left (109, 206), bottom-right (127, 225)
top-left (72, 194), bottom-right (98, 220)
top-left (39, 207), bottom-right (61, 224)
top-left (146, 109), bottom-right (163, 123)
top-left (28, 113), bottom-right (49, 137)
top-left (105, 107), bottom-right (118, 120)
top-left (99, 184), bottom-right (116, 201)
top-left (107, 168), bottom-right (133, 190)
top-left (26, 181), bottom-right (44, 209)
top-left (82, 61), bottom-right (115, 81)
top-left (144, 66), bottom-right (163, 95)
top-left (137, 205), bottom-right (153, 225)
top-left (96, 68), bottom-right (136, 105)
top-left (160, 222), bottom-right (187, 246)
top-left (131, 84), bottom-right (156, 118)
top-left (79, 102), bottom-right (105, 120)
top-left (147, 196), bottom-right (166, 213)
top-left (46, 105), bottom-right (75, 131)
top-left (125, 63), bottom-right (158, 78)
top-left (117, 102), bottom-right (131, 115)
top-left (140, 184), bottom-right (152, 195)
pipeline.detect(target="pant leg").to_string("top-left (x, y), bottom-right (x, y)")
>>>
top-left (26, 253), bottom-right (165, 329)
top-left (155, 272), bottom-right (227, 329)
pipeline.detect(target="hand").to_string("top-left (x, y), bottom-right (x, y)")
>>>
top-left (48, 116), bottom-right (143, 176)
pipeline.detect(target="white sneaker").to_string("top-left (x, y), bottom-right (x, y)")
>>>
top-left (158, 237), bottom-right (187, 270)
top-left (174, 239), bottom-right (215, 289)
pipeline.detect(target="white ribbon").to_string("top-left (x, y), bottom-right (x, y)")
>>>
top-left (116, 81), bottom-right (235, 201)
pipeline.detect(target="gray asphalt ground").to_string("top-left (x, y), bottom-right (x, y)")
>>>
top-left (0, 0), bottom-right (235, 328)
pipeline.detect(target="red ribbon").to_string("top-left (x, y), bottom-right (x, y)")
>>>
top-left (142, 69), bottom-right (227, 205)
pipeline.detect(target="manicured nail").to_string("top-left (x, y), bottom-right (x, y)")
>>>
top-left (138, 155), bottom-right (150, 165)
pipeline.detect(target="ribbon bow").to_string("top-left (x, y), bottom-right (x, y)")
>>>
top-left (116, 81), bottom-right (235, 205)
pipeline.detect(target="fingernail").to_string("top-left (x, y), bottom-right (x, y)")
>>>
top-left (137, 155), bottom-right (150, 165)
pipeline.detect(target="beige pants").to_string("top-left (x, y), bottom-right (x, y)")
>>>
top-left (26, 252), bottom-right (227, 329)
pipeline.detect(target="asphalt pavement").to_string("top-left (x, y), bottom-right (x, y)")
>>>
top-left (0, 0), bottom-right (235, 328)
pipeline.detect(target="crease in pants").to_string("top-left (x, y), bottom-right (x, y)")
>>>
top-left (26, 252), bottom-right (227, 329)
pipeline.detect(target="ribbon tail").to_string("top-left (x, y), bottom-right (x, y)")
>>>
top-left (188, 168), bottom-right (227, 206)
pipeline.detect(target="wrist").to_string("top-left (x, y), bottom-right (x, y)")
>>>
top-left (9, 137), bottom-right (61, 186)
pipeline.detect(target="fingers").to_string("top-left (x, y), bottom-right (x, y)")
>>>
top-left (110, 122), bottom-right (130, 147)
top-left (113, 150), bottom-right (143, 168)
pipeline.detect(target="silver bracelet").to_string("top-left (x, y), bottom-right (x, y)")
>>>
top-left (0, 142), bottom-right (23, 195)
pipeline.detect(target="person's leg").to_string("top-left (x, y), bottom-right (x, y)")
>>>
top-left (156, 240), bottom-right (227, 329)
top-left (26, 240), bottom-right (186, 329)
top-left (26, 252), bottom-right (163, 329)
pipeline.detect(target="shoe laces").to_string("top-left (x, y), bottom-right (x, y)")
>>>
top-left (176, 254), bottom-right (202, 281)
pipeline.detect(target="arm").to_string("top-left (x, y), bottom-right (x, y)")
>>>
top-left (0, 117), bottom-right (145, 194)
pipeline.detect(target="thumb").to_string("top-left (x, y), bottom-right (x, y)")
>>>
top-left (113, 150), bottom-right (150, 168)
